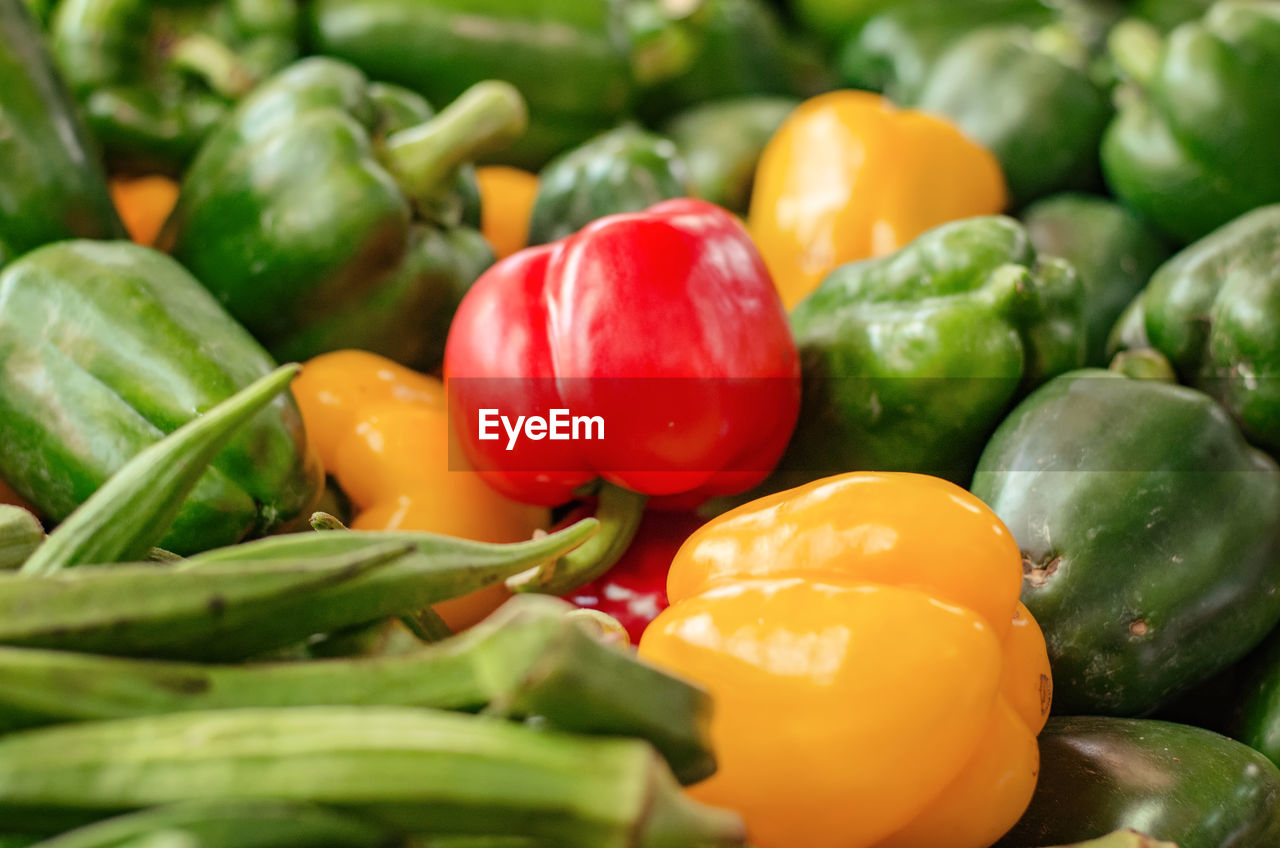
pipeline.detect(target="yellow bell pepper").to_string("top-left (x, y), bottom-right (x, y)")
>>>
top-left (475, 165), bottom-right (539, 259)
top-left (292, 350), bottom-right (549, 631)
top-left (748, 90), bottom-right (1007, 309)
top-left (638, 472), bottom-right (1051, 848)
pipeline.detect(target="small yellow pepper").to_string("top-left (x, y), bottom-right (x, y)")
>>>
top-left (109, 175), bottom-right (180, 246)
top-left (292, 350), bottom-right (549, 631)
top-left (638, 472), bottom-right (1051, 848)
top-left (749, 90), bottom-right (1007, 309)
top-left (475, 165), bottom-right (539, 259)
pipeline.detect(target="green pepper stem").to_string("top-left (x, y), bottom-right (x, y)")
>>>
top-left (507, 482), bottom-right (647, 596)
top-left (168, 33), bottom-right (259, 99)
top-left (1109, 349), bottom-right (1178, 382)
top-left (381, 81), bottom-right (527, 205)
top-left (627, 0), bottom-right (706, 86)
top-left (1108, 19), bottom-right (1163, 89)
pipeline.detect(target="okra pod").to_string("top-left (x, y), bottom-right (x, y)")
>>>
top-left (0, 595), bottom-right (714, 784)
top-left (0, 506), bottom-right (42, 570)
top-left (21, 800), bottom-right (394, 848)
top-left (21, 365), bottom-right (301, 576)
top-left (0, 519), bottom-right (595, 660)
top-left (0, 706), bottom-right (745, 847)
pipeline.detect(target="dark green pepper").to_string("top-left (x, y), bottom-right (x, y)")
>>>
top-left (997, 717), bottom-right (1280, 848)
top-left (157, 58), bottom-right (522, 371)
top-left (0, 0), bottom-right (125, 267)
top-left (303, 0), bottom-right (695, 169)
top-left (663, 95), bottom-right (797, 215)
top-left (840, 0), bottom-right (1119, 205)
top-left (1233, 631), bottom-right (1280, 768)
top-left (1101, 2), bottom-right (1280, 244)
top-left (1108, 203), bottom-right (1280, 456)
top-left (778, 216), bottom-right (1085, 487)
top-left (838, 0), bottom-right (1121, 104)
top-left (634, 0), bottom-right (815, 124)
top-left (50, 0), bottom-right (299, 176)
top-left (1023, 193), bottom-right (1170, 365)
top-left (971, 357), bottom-right (1280, 716)
top-left (527, 125), bottom-right (688, 246)
top-left (0, 240), bottom-right (322, 556)
top-left (914, 25), bottom-right (1112, 205)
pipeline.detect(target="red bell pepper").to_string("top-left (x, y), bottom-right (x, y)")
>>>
top-left (444, 198), bottom-right (799, 593)
top-left (567, 510), bottom-right (704, 644)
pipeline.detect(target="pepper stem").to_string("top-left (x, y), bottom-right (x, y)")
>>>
top-left (507, 482), bottom-right (647, 596)
top-left (1109, 349), bottom-right (1178, 382)
top-left (381, 80), bottom-right (527, 205)
top-left (168, 33), bottom-right (259, 99)
top-left (1108, 19), bottom-right (1163, 89)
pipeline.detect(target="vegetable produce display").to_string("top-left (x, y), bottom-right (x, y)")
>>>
top-left (5, 0), bottom-right (1280, 845)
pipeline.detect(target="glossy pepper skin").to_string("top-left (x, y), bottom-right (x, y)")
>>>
top-left (0, 241), bottom-right (321, 555)
top-left (749, 89), bottom-right (1007, 309)
top-left (972, 357), bottom-right (1280, 716)
top-left (0, 0), bottom-right (125, 267)
top-left (1102, 2), bottom-right (1280, 244)
top-left (997, 717), bottom-right (1280, 848)
top-left (290, 350), bottom-right (549, 632)
top-left (303, 0), bottom-right (694, 169)
top-left (776, 216), bottom-right (1085, 488)
top-left (663, 95), bottom-right (797, 215)
top-left (1108, 204), bottom-right (1280, 456)
top-left (157, 58), bottom-right (520, 373)
top-left (527, 125), bottom-right (689, 246)
top-left (1023, 193), bottom-right (1170, 365)
top-left (639, 472), bottom-right (1053, 848)
top-left (446, 198), bottom-right (799, 508)
top-left (49, 0), bottom-right (298, 176)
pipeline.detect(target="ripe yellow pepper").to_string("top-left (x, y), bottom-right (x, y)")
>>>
top-left (749, 90), bottom-right (1007, 309)
top-left (292, 350), bottom-right (549, 630)
top-left (638, 472), bottom-right (1051, 848)
top-left (475, 165), bottom-right (539, 259)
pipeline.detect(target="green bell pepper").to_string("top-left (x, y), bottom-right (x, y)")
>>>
top-left (634, 0), bottom-right (820, 124)
top-left (527, 125), bottom-right (688, 246)
top-left (1233, 630), bottom-right (1280, 768)
top-left (996, 717), bottom-right (1280, 848)
top-left (1023, 193), bottom-right (1170, 365)
top-left (303, 0), bottom-right (696, 169)
top-left (663, 95), bottom-right (797, 215)
top-left (0, 0), bottom-right (125, 267)
top-left (1108, 203), bottom-right (1280, 456)
top-left (971, 355), bottom-right (1280, 716)
top-left (49, 0), bottom-right (298, 176)
top-left (157, 58), bottom-right (523, 371)
top-left (839, 0), bottom-right (1121, 104)
top-left (840, 0), bottom-right (1120, 205)
top-left (914, 25), bottom-right (1111, 205)
top-left (1101, 2), bottom-right (1280, 244)
top-left (0, 240), bottom-right (322, 556)
top-left (779, 216), bottom-right (1085, 486)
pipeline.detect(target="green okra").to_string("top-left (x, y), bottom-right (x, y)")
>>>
top-left (21, 364), bottom-right (301, 576)
top-left (0, 506), bottom-right (42, 570)
top-left (20, 800), bottom-right (395, 848)
top-left (0, 594), bottom-right (713, 785)
top-left (0, 706), bottom-right (745, 847)
top-left (0, 519), bottom-right (596, 660)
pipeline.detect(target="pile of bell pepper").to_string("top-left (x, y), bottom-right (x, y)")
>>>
top-left (3, 0), bottom-right (1280, 845)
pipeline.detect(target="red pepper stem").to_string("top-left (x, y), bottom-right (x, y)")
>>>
top-left (381, 80), bottom-right (527, 205)
top-left (508, 482), bottom-right (648, 596)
